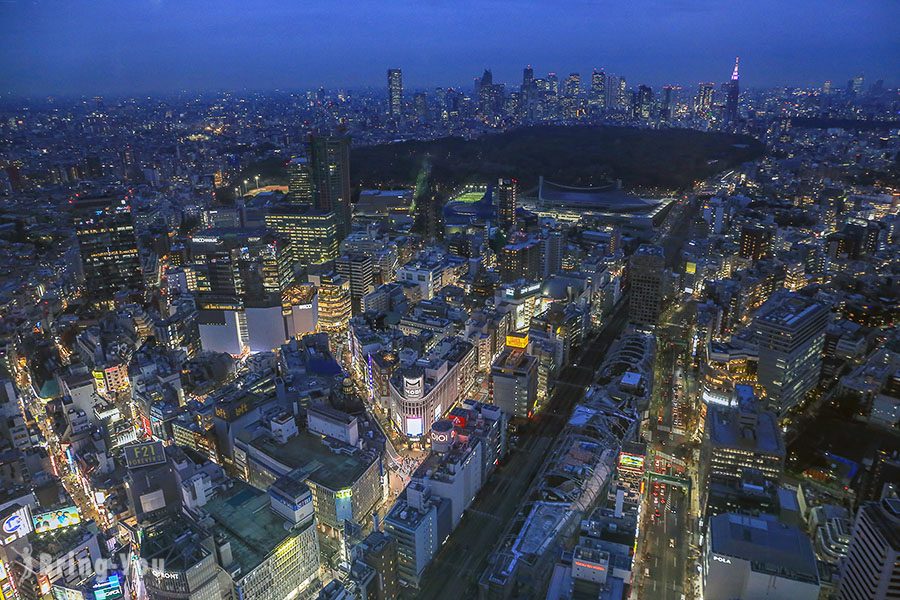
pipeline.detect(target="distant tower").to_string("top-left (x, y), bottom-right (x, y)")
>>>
top-left (591, 69), bottom-right (607, 109)
top-left (387, 68), bottom-right (403, 117)
top-left (724, 57), bottom-right (740, 123)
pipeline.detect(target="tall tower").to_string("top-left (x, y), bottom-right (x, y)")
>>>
top-left (591, 69), bottom-right (607, 109)
top-left (724, 57), bottom-right (740, 123)
top-left (308, 135), bottom-right (352, 241)
top-left (387, 68), bottom-right (403, 117)
top-left (496, 178), bottom-right (518, 233)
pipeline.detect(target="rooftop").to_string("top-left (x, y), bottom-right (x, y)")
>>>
top-left (710, 513), bottom-right (818, 584)
top-left (251, 430), bottom-right (376, 491)
top-left (202, 481), bottom-right (310, 576)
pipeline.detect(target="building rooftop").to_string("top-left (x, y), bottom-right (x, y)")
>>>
top-left (709, 513), bottom-right (818, 584)
top-left (251, 430), bottom-right (376, 491)
top-left (708, 403), bottom-right (785, 457)
top-left (201, 481), bottom-right (310, 576)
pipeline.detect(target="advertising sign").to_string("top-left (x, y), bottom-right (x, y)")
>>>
top-left (617, 452), bottom-right (645, 472)
top-left (93, 574), bottom-right (124, 600)
top-left (123, 441), bottom-right (166, 469)
top-left (32, 506), bottom-right (81, 534)
top-left (1, 505), bottom-right (33, 545)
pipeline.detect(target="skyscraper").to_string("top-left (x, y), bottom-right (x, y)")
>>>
top-left (308, 135), bottom-right (352, 241)
top-left (838, 497), bottom-right (900, 600)
top-left (388, 68), bottom-right (403, 117)
top-left (590, 69), bottom-right (607, 109)
top-left (264, 205), bottom-right (339, 270)
top-left (724, 57), bottom-right (740, 123)
top-left (522, 65), bottom-right (534, 95)
top-left (752, 293), bottom-right (828, 414)
top-left (661, 85), bottom-right (674, 120)
top-left (695, 82), bottom-right (716, 115)
top-left (616, 76), bottom-right (628, 109)
top-left (287, 157), bottom-right (313, 205)
top-left (547, 72), bottom-right (559, 96)
top-left (633, 85), bottom-right (652, 119)
top-left (564, 72), bottom-right (581, 97)
top-left (71, 193), bottom-right (142, 303)
top-left (627, 244), bottom-right (666, 328)
top-left (496, 178), bottom-right (517, 233)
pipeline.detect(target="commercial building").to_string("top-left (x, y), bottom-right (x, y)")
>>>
top-left (308, 271), bottom-right (351, 336)
top-left (264, 206), bottom-right (339, 270)
top-left (752, 293), bottom-right (829, 414)
top-left (703, 513), bottom-right (819, 600)
top-left (71, 193), bottom-right (142, 302)
top-left (838, 497), bottom-right (900, 600)
top-left (388, 337), bottom-right (475, 439)
top-left (490, 346), bottom-right (538, 419)
top-left (703, 389), bottom-right (785, 492)
top-left (740, 223), bottom-right (773, 261)
top-left (627, 244), bottom-right (666, 328)
top-left (383, 483), bottom-right (451, 589)
top-left (336, 253), bottom-right (374, 315)
top-left (499, 235), bottom-right (542, 283)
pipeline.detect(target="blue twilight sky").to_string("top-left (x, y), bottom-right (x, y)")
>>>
top-left (0, 0), bottom-right (897, 96)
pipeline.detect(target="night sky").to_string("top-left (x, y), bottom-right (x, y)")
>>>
top-left (1, 0), bottom-right (897, 96)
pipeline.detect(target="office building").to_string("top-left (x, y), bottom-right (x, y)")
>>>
top-left (703, 513), bottom-right (819, 600)
top-left (287, 157), bottom-right (313, 205)
top-left (265, 205), bottom-right (338, 271)
top-left (590, 69), bottom-right (607, 108)
top-left (383, 482), bottom-right (451, 589)
top-left (309, 136), bottom-right (352, 241)
top-left (627, 244), bottom-right (666, 328)
top-left (740, 223), bottom-right (773, 261)
top-left (71, 193), bottom-right (142, 302)
top-left (838, 497), bottom-right (900, 600)
top-left (497, 178), bottom-right (518, 232)
top-left (336, 253), bottom-right (375, 315)
top-left (752, 293), bottom-right (828, 414)
top-left (387, 68), bottom-right (403, 118)
top-left (703, 388), bottom-right (785, 492)
top-left (500, 235), bottom-right (542, 283)
top-left (491, 346), bottom-right (538, 419)
top-left (695, 82), bottom-right (716, 115)
top-left (632, 85), bottom-right (652, 120)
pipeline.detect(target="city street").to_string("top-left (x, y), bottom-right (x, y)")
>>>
top-left (413, 302), bottom-right (629, 600)
top-left (639, 483), bottom-right (689, 600)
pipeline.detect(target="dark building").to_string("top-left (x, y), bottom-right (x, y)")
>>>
top-left (357, 530), bottom-right (400, 600)
top-left (496, 178), bottom-right (518, 233)
top-left (724, 57), bottom-right (740, 123)
top-left (71, 193), bottom-right (142, 302)
top-left (627, 244), bottom-right (666, 328)
top-left (287, 157), bottom-right (313, 205)
top-left (739, 224), bottom-right (773, 261)
top-left (500, 235), bottom-right (542, 283)
top-left (309, 135), bottom-right (352, 241)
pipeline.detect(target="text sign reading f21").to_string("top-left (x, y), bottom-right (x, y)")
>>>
top-left (124, 441), bottom-right (166, 469)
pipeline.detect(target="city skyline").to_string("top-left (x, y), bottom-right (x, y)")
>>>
top-left (1, 0), bottom-right (898, 96)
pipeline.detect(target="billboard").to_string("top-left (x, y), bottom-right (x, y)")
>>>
top-left (1, 505), bottom-right (33, 545)
top-left (123, 441), bottom-right (166, 469)
top-left (618, 452), bottom-right (645, 472)
top-left (93, 574), bottom-right (124, 600)
top-left (505, 333), bottom-right (529, 349)
top-left (32, 506), bottom-right (81, 534)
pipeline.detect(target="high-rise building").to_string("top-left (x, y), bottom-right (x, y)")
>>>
top-left (703, 387), bottom-right (785, 492)
top-left (695, 82), bottom-right (716, 115)
top-left (838, 497), bottom-right (900, 600)
top-left (336, 253), bottom-right (374, 315)
top-left (752, 293), bottom-right (829, 414)
top-left (491, 346), bottom-right (538, 419)
top-left (543, 229), bottom-right (564, 278)
top-left (590, 69), bottom-right (607, 109)
top-left (739, 224), bottom-right (773, 260)
top-left (632, 85), bottom-right (652, 119)
top-left (547, 72), bottom-right (559, 96)
top-left (500, 235), bottom-right (542, 283)
top-left (496, 178), bottom-right (518, 232)
top-left (388, 68), bottom-right (403, 117)
top-left (287, 157), bottom-right (313, 205)
top-left (308, 135), bottom-right (352, 241)
top-left (724, 57), bottom-right (740, 123)
top-left (661, 85), bottom-right (674, 120)
top-left (265, 205), bottom-right (338, 271)
top-left (564, 72), bottom-right (581, 97)
top-left (308, 270), bottom-right (351, 336)
top-left (71, 193), bottom-right (142, 302)
top-left (616, 76), bottom-right (627, 109)
top-left (627, 244), bottom-right (666, 328)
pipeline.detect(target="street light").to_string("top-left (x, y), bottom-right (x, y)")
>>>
top-left (254, 174), bottom-right (260, 189)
